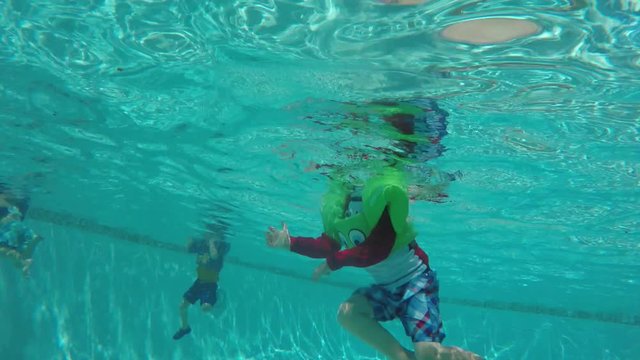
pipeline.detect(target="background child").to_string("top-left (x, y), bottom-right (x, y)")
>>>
top-left (173, 233), bottom-right (230, 340)
top-left (0, 184), bottom-right (42, 277)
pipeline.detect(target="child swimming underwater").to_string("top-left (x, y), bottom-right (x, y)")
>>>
top-left (266, 169), bottom-right (481, 360)
top-left (173, 232), bottom-right (231, 340)
top-left (0, 190), bottom-right (42, 276)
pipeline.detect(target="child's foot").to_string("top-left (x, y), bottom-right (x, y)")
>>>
top-left (172, 326), bottom-right (191, 340)
top-left (23, 235), bottom-right (44, 258)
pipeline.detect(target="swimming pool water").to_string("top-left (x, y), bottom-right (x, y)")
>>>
top-left (1, 1), bottom-right (639, 359)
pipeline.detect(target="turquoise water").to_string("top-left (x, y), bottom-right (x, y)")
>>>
top-left (1, 0), bottom-right (639, 359)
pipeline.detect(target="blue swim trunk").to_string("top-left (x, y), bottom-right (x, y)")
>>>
top-left (184, 280), bottom-right (218, 306)
top-left (355, 270), bottom-right (445, 343)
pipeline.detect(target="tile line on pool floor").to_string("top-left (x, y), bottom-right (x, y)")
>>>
top-left (28, 207), bottom-right (640, 328)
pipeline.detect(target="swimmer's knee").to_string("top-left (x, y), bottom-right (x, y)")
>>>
top-left (414, 342), bottom-right (441, 359)
top-left (201, 303), bottom-right (213, 312)
top-left (337, 295), bottom-right (371, 325)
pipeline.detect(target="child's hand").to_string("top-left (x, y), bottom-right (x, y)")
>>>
top-left (209, 240), bottom-right (219, 258)
top-left (197, 253), bottom-right (210, 264)
top-left (266, 223), bottom-right (290, 249)
top-left (312, 262), bottom-right (331, 281)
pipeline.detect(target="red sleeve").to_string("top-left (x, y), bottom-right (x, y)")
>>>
top-left (290, 233), bottom-right (340, 258)
top-left (325, 208), bottom-right (395, 271)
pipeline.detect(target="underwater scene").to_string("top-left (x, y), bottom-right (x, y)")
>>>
top-left (1, 1), bottom-right (639, 359)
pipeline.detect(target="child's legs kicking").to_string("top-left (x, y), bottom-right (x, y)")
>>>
top-left (179, 299), bottom-right (191, 328)
top-left (173, 298), bottom-right (194, 340)
top-left (21, 231), bottom-right (43, 259)
top-left (180, 280), bottom-right (203, 329)
top-left (337, 294), bottom-right (414, 360)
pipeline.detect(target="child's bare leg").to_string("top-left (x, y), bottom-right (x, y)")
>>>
top-left (22, 234), bottom-right (43, 259)
top-left (337, 295), bottom-right (415, 360)
top-left (179, 300), bottom-right (190, 329)
top-left (414, 342), bottom-right (482, 360)
top-left (172, 299), bottom-right (193, 340)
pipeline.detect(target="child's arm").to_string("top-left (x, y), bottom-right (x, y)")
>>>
top-left (324, 208), bottom-right (396, 271)
top-left (185, 237), bottom-right (194, 252)
top-left (290, 234), bottom-right (340, 258)
top-left (215, 241), bottom-right (231, 257)
top-left (208, 240), bottom-right (219, 259)
top-left (266, 223), bottom-right (340, 258)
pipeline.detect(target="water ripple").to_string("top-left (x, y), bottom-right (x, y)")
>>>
top-left (1, 0), bottom-right (637, 106)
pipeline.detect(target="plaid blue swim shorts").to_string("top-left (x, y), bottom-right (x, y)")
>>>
top-left (355, 270), bottom-right (445, 343)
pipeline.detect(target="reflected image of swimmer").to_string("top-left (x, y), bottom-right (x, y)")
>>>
top-left (301, 97), bottom-right (460, 202)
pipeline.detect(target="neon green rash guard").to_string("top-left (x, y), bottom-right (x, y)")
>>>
top-left (320, 169), bottom-right (416, 253)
